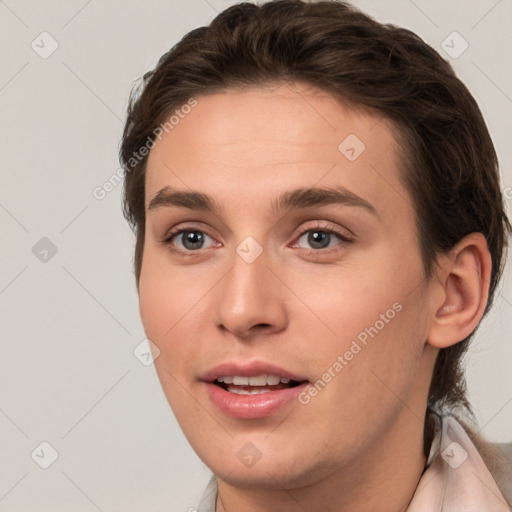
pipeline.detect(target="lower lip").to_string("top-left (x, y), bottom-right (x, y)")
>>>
top-left (205, 382), bottom-right (309, 419)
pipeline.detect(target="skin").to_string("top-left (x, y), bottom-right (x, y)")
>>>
top-left (138, 81), bottom-right (491, 511)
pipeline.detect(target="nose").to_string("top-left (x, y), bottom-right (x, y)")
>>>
top-left (213, 248), bottom-right (288, 340)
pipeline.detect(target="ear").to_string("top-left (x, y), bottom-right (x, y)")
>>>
top-left (427, 233), bottom-right (492, 349)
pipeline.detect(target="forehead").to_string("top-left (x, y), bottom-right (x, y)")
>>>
top-left (144, 82), bottom-right (410, 220)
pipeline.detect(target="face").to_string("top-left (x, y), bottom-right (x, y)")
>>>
top-left (139, 82), bottom-right (438, 489)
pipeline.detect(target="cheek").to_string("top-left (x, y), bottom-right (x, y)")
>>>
top-left (287, 242), bottom-right (427, 381)
top-left (285, 260), bottom-right (414, 346)
top-left (138, 249), bottom-right (218, 390)
top-left (138, 248), bottom-right (201, 339)
top-left (138, 258), bottom-right (200, 412)
top-left (138, 273), bottom-right (171, 343)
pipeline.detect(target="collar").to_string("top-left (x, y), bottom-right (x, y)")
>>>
top-left (408, 414), bottom-right (509, 511)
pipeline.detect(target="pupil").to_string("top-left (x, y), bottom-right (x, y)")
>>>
top-left (183, 231), bottom-right (204, 250)
top-left (308, 231), bottom-right (330, 249)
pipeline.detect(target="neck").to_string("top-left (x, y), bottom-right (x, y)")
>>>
top-left (215, 410), bottom-right (428, 512)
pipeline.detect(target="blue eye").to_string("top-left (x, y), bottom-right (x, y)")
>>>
top-left (167, 230), bottom-right (215, 251)
top-left (296, 228), bottom-right (350, 250)
top-left (298, 230), bottom-right (335, 249)
top-left (161, 224), bottom-right (353, 257)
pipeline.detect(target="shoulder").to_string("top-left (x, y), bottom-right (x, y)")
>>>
top-left (479, 440), bottom-right (512, 507)
top-left (461, 421), bottom-right (512, 508)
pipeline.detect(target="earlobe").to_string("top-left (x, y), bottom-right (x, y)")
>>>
top-left (427, 233), bottom-right (492, 349)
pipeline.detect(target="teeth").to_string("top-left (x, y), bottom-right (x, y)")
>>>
top-left (226, 386), bottom-right (272, 395)
top-left (216, 374), bottom-right (293, 386)
top-left (248, 375), bottom-right (267, 386)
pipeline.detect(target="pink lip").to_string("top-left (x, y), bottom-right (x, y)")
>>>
top-left (201, 360), bottom-right (309, 419)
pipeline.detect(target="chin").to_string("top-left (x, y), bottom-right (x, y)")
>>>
top-left (212, 463), bottom-right (311, 490)
top-left (198, 441), bottom-right (338, 492)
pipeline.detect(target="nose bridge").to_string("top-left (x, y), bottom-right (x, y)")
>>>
top-left (227, 249), bottom-right (266, 313)
top-left (214, 240), bottom-right (287, 336)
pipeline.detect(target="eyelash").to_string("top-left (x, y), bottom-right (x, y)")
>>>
top-left (161, 223), bottom-right (354, 257)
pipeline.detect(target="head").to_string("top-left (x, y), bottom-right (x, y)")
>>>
top-left (120, 0), bottom-right (510, 490)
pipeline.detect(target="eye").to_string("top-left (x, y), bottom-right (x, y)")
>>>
top-left (161, 224), bottom-right (352, 256)
top-left (164, 229), bottom-right (217, 252)
top-left (294, 226), bottom-right (352, 251)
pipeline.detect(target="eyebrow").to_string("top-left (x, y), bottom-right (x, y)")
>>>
top-left (147, 185), bottom-right (378, 217)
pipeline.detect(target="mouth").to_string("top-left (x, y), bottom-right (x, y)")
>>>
top-left (202, 362), bottom-right (310, 419)
top-left (213, 374), bottom-right (303, 395)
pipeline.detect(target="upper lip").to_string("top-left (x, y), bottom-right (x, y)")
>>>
top-left (201, 360), bottom-right (308, 383)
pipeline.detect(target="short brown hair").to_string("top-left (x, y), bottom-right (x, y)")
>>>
top-left (120, 0), bottom-right (511, 435)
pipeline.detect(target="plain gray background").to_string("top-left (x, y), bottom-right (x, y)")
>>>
top-left (1, 0), bottom-right (511, 510)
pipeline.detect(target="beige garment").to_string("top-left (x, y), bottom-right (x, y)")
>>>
top-left (197, 415), bottom-right (511, 511)
top-left (408, 415), bottom-right (510, 511)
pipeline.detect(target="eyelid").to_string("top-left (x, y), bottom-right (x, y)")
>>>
top-left (292, 221), bottom-right (354, 243)
top-left (162, 221), bottom-right (219, 242)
